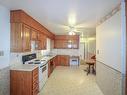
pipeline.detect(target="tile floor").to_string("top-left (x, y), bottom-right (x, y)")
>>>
top-left (39, 65), bottom-right (104, 95)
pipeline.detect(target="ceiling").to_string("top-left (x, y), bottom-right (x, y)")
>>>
top-left (0, 0), bottom-right (120, 36)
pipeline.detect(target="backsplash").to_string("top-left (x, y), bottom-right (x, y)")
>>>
top-left (51, 49), bottom-right (79, 56)
top-left (10, 50), bottom-right (49, 65)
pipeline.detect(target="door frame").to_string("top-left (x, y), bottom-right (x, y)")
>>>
top-left (125, 0), bottom-right (127, 94)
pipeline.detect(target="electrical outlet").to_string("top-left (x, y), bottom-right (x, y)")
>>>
top-left (0, 51), bottom-right (4, 56)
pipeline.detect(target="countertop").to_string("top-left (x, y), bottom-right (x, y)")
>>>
top-left (10, 55), bottom-right (57, 71)
top-left (40, 55), bottom-right (57, 62)
top-left (10, 64), bottom-right (38, 71)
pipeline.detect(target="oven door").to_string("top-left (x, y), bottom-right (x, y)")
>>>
top-left (42, 65), bottom-right (47, 73)
top-left (39, 63), bottom-right (48, 90)
top-left (39, 64), bottom-right (47, 82)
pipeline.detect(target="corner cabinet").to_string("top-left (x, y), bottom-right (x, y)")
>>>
top-left (10, 68), bottom-right (39, 95)
top-left (11, 23), bottom-right (31, 52)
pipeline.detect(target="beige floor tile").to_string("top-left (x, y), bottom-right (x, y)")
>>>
top-left (39, 65), bottom-right (104, 95)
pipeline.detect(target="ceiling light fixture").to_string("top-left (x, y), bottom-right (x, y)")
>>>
top-left (68, 26), bottom-right (76, 35)
top-left (69, 31), bottom-right (75, 35)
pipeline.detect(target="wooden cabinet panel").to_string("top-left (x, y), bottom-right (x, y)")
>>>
top-left (11, 23), bottom-right (23, 52)
top-left (22, 24), bottom-right (31, 52)
top-left (51, 39), bottom-right (54, 49)
top-left (57, 55), bottom-right (61, 66)
top-left (48, 61), bottom-right (51, 77)
top-left (56, 55), bottom-right (70, 66)
top-left (36, 32), bottom-right (47, 50)
top-left (11, 10), bottom-right (55, 39)
top-left (53, 57), bottom-right (57, 68)
top-left (37, 32), bottom-right (43, 50)
top-left (60, 55), bottom-right (70, 66)
top-left (11, 10), bottom-right (54, 52)
top-left (32, 68), bottom-right (39, 95)
top-left (48, 59), bottom-right (55, 77)
top-left (11, 23), bottom-right (31, 52)
top-left (31, 29), bottom-right (37, 40)
top-left (54, 35), bottom-right (79, 49)
top-left (10, 68), bottom-right (39, 95)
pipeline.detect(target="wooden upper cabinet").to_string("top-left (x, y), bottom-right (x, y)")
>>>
top-left (31, 29), bottom-right (37, 40)
top-left (11, 10), bottom-right (55, 39)
top-left (11, 23), bottom-right (31, 52)
top-left (22, 24), bottom-right (31, 52)
top-left (43, 35), bottom-right (47, 49)
top-left (36, 32), bottom-right (47, 50)
top-left (10, 10), bottom-right (52, 52)
top-left (51, 39), bottom-right (54, 49)
top-left (54, 35), bottom-right (79, 49)
top-left (11, 23), bottom-right (23, 52)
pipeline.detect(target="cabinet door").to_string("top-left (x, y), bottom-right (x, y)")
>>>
top-left (72, 40), bottom-right (79, 49)
top-left (54, 40), bottom-right (63, 49)
top-left (48, 61), bottom-right (51, 77)
top-left (53, 56), bottom-right (58, 67)
top-left (41, 34), bottom-right (47, 50)
top-left (37, 32), bottom-right (47, 50)
top-left (60, 55), bottom-right (70, 66)
top-left (22, 24), bottom-right (31, 52)
top-left (31, 29), bottom-right (37, 40)
top-left (11, 23), bottom-right (23, 52)
top-left (57, 56), bottom-right (61, 66)
top-left (54, 35), bottom-right (79, 49)
top-left (10, 71), bottom-right (33, 95)
top-left (36, 32), bottom-right (42, 50)
top-left (43, 35), bottom-right (47, 50)
top-left (51, 40), bottom-right (54, 49)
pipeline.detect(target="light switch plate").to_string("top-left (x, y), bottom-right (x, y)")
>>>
top-left (0, 51), bottom-right (4, 56)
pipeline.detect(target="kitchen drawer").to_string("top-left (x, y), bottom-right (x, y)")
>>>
top-left (32, 68), bottom-right (38, 77)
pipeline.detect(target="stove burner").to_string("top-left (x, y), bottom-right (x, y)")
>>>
top-left (28, 62), bottom-right (34, 64)
top-left (41, 60), bottom-right (46, 61)
top-left (34, 62), bottom-right (41, 64)
top-left (35, 59), bottom-right (40, 61)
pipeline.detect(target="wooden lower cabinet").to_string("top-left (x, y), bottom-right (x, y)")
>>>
top-left (48, 59), bottom-right (55, 77)
top-left (10, 68), bottom-right (39, 95)
top-left (48, 61), bottom-right (51, 77)
top-left (56, 55), bottom-right (70, 66)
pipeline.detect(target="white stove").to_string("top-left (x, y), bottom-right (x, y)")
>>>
top-left (22, 53), bottom-right (48, 91)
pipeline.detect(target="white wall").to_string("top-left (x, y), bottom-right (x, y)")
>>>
top-left (96, 10), bottom-right (121, 72)
top-left (0, 5), bottom-right (10, 69)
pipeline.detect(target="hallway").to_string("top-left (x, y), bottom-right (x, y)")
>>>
top-left (39, 66), bottom-right (103, 95)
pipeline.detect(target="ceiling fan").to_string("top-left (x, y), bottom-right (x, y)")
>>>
top-left (58, 24), bottom-right (86, 36)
